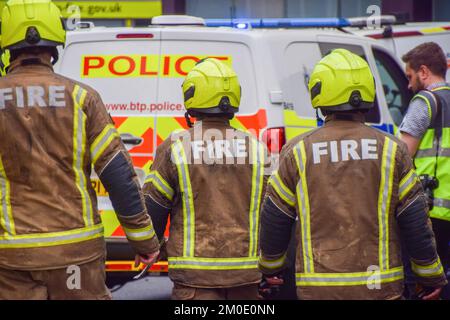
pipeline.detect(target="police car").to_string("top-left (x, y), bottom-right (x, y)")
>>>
top-left (54, 15), bottom-right (413, 273)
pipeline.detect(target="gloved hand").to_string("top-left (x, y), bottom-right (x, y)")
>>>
top-left (134, 250), bottom-right (160, 268)
top-left (412, 284), bottom-right (442, 300)
top-left (258, 274), bottom-right (284, 300)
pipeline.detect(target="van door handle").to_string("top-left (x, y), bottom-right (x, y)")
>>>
top-left (120, 133), bottom-right (143, 146)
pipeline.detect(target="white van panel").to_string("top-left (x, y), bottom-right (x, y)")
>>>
top-left (59, 39), bottom-right (161, 116)
top-left (157, 40), bottom-right (258, 116)
top-left (282, 42), bottom-right (322, 118)
top-left (390, 34), bottom-right (450, 82)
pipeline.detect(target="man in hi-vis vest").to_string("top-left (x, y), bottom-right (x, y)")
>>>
top-left (399, 42), bottom-right (450, 299)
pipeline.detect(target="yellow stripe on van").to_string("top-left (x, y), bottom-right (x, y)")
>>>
top-left (421, 27), bottom-right (447, 34)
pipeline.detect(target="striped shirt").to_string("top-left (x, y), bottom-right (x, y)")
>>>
top-left (399, 82), bottom-right (448, 139)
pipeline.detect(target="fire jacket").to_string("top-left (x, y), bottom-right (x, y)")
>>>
top-left (258, 113), bottom-right (447, 299)
top-left (0, 55), bottom-right (159, 270)
top-left (143, 117), bottom-right (268, 288)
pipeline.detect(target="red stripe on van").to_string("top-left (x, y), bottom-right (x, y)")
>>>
top-left (116, 33), bottom-right (154, 39)
top-left (367, 30), bottom-right (422, 39)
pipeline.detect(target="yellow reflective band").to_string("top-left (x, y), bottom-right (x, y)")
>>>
top-left (259, 253), bottom-right (287, 270)
top-left (431, 86), bottom-right (450, 91)
top-left (0, 224), bottom-right (104, 248)
top-left (72, 85), bottom-right (94, 227)
top-left (293, 141), bottom-right (314, 274)
top-left (144, 171), bottom-right (174, 201)
top-left (91, 124), bottom-right (120, 165)
top-left (123, 225), bottom-right (155, 241)
top-left (0, 155), bottom-right (15, 235)
top-left (399, 169), bottom-right (418, 200)
top-left (249, 138), bottom-right (265, 257)
top-left (421, 27), bottom-right (447, 34)
top-left (168, 256), bottom-right (258, 270)
top-left (378, 137), bottom-right (397, 271)
top-left (414, 94), bottom-right (433, 122)
top-left (296, 267), bottom-right (404, 286)
top-left (268, 172), bottom-right (295, 207)
top-left (411, 259), bottom-right (444, 277)
top-left (171, 140), bottom-right (195, 257)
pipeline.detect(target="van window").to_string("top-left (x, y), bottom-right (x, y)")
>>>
top-left (319, 42), bottom-right (381, 124)
top-left (157, 40), bottom-right (258, 116)
top-left (283, 42), bottom-right (322, 118)
top-left (372, 48), bottom-right (412, 126)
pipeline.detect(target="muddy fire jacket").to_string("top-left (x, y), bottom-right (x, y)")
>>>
top-left (143, 117), bottom-right (268, 288)
top-left (0, 55), bottom-right (159, 270)
top-left (258, 113), bottom-right (447, 299)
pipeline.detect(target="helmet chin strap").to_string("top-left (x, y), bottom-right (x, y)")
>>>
top-left (184, 112), bottom-right (193, 128)
top-left (51, 48), bottom-right (59, 65)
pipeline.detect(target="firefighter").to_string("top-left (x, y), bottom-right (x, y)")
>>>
top-left (399, 42), bottom-right (450, 299)
top-left (142, 58), bottom-right (268, 300)
top-left (0, 0), bottom-right (159, 299)
top-left (258, 49), bottom-right (447, 300)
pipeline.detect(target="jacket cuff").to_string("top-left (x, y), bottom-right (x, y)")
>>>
top-left (117, 212), bottom-right (160, 255)
top-left (412, 258), bottom-right (449, 288)
top-left (258, 252), bottom-right (287, 276)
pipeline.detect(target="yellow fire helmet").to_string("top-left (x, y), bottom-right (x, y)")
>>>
top-left (182, 57), bottom-right (241, 115)
top-left (0, 50), bottom-right (10, 76)
top-left (1, 0), bottom-right (65, 60)
top-left (308, 48), bottom-right (375, 111)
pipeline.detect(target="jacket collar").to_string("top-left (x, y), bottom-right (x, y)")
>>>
top-left (8, 53), bottom-right (53, 74)
top-left (324, 112), bottom-right (365, 126)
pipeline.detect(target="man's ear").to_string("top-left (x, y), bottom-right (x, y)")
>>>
top-left (418, 65), bottom-right (430, 80)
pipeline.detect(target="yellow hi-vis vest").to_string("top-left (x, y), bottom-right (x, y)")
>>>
top-left (414, 86), bottom-right (450, 222)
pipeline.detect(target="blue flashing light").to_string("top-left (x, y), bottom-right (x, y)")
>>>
top-left (205, 18), bottom-right (351, 29)
top-left (236, 22), bottom-right (249, 29)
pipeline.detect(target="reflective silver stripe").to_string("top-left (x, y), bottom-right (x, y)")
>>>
top-left (296, 269), bottom-right (403, 285)
top-left (294, 144), bottom-right (313, 274)
top-left (0, 169), bottom-right (12, 235)
top-left (146, 172), bottom-right (174, 200)
top-left (172, 141), bottom-right (195, 257)
top-left (271, 174), bottom-right (295, 205)
top-left (91, 126), bottom-right (117, 162)
top-left (169, 258), bottom-right (258, 268)
top-left (153, 174), bottom-right (174, 198)
top-left (73, 86), bottom-right (93, 226)
top-left (259, 254), bottom-right (286, 269)
top-left (0, 225), bottom-right (103, 246)
top-left (379, 139), bottom-right (395, 271)
top-left (249, 139), bottom-right (264, 257)
top-left (76, 85), bottom-right (83, 104)
top-left (144, 173), bottom-right (154, 182)
top-left (124, 228), bottom-right (155, 241)
top-left (412, 262), bottom-right (443, 276)
top-left (434, 198), bottom-right (450, 209)
top-left (399, 171), bottom-right (417, 198)
top-left (416, 147), bottom-right (450, 158)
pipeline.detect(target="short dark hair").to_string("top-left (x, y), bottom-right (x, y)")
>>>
top-left (402, 42), bottom-right (447, 78)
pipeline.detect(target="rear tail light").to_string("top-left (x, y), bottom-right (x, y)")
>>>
top-left (262, 127), bottom-right (286, 154)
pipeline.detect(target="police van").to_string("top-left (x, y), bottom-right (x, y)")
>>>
top-left (345, 20), bottom-right (450, 82)
top-left (54, 15), bottom-right (413, 273)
